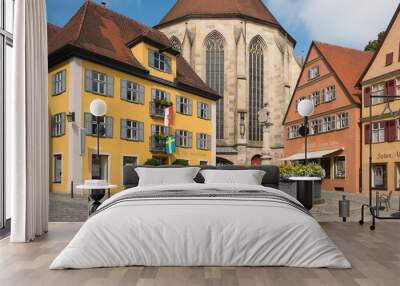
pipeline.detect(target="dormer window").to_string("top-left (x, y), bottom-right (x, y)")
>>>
top-left (148, 49), bottom-right (172, 73)
top-left (308, 65), bottom-right (320, 80)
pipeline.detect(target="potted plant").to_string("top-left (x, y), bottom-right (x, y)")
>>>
top-left (144, 158), bottom-right (161, 166)
top-left (153, 134), bottom-right (167, 144)
top-left (172, 159), bottom-right (189, 166)
top-left (154, 98), bottom-right (173, 108)
top-left (279, 163), bottom-right (325, 202)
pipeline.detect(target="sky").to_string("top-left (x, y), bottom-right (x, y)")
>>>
top-left (46, 0), bottom-right (400, 56)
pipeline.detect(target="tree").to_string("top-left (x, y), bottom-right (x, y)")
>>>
top-left (364, 31), bottom-right (386, 52)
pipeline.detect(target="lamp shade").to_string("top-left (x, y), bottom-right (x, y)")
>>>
top-left (90, 99), bottom-right (107, 117)
top-left (297, 99), bottom-right (314, 117)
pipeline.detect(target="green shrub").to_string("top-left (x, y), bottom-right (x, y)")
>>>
top-left (279, 163), bottom-right (325, 181)
top-left (144, 158), bottom-right (161, 166)
top-left (172, 159), bottom-right (189, 166)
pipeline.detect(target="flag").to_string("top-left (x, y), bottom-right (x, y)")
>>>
top-left (164, 106), bottom-right (173, 127)
top-left (165, 136), bottom-right (176, 155)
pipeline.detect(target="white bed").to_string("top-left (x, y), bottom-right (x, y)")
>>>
top-left (50, 183), bottom-right (351, 269)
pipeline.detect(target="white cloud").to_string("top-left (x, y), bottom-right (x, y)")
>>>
top-left (266, 0), bottom-right (399, 49)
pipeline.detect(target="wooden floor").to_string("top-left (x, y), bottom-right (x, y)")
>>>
top-left (0, 222), bottom-right (399, 286)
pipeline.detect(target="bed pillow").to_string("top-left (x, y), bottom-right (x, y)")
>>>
top-left (200, 169), bottom-right (266, 185)
top-left (135, 167), bottom-right (201, 186)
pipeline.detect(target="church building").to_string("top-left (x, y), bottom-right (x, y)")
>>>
top-left (155, 0), bottom-right (302, 165)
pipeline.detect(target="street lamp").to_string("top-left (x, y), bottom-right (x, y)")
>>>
top-left (88, 99), bottom-right (107, 213)
top-left (90, 99), bottom-right (107, 161)
top-left (297, 99), bottom-right (314, 165)
top-left (289, 99), bottom-right (316, 211)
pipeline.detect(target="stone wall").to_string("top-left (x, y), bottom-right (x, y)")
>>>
top-left (159, 19), bottom-right (301, 165)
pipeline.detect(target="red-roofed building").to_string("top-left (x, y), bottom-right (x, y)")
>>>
top-left (47, 1), bottom-right (220, 194)
top-left (283, 41), bottom-right (373, 193)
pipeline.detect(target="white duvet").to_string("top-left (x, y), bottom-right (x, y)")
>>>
top-left (50, 183), bottom-right (351, 269)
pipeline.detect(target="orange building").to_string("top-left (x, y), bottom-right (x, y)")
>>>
top-left (283, 42), bottom-right (373, 193)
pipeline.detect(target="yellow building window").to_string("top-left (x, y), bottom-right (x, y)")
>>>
top-left (148, 49), bottom-right (172, 73)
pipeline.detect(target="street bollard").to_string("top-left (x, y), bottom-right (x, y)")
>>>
top-left (339, 195), bottom-right (350, 222)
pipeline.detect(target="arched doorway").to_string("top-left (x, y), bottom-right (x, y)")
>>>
top-left (216, 157), bottom-right (234, 166)
top-left (251, 155), bottom-right (262, 166)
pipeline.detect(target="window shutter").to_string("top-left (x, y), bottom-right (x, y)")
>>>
top-left (50, 116), bottom-right (55, 136)
top-left (106, 75), bottom-right (114, 97)
top-left (85, 70), bottom-right (93, 92)
top-left (188, 132), bottom-right (192, 148)
top-left (148, 50), bottom-right (155, 67)
top-left (175, 130), bottom-right (181, 147)
top-left (61, 113), bottom-right (66, 135)
top-left (386, 120), bottom-right (396, 142)
top-left (138, 122), bottom-right (144, 141)
top-left (151, 124), bottom-right (156, 135)
top-left (84, 113), bottom-right (93, 135)
top-left (51, 74), bottom-right (56, 95)
top-left (386, 52), bottom-right (393, 66)
top-left (151, 88), bottom-right (157, 100)
top-left (387, 80), bottom-right (396, 102)
top-left (120, 119), bottom-right (127, 139)
top-left (61, 70), bottom-right (66, 93)
top-left (176, 96), bottom-right (181, 113)
top-left (365, 124), bottom-right (370, 144)
top-left (207, 105), bottom-right (211, 120)
top-left (165, 57), bottom-right (172, 73)
top-left (121, 80), bottom-right (127, 100)
top-left (197, 102), bottom-right (201, 117)
top-left (196, 133), bottom-right (200, 149)
top-left (138, 84), bottom-right (145, 104)
top-left (106, 117), bottom-right (113, 138)
top-left (166, 92), bottom-right (171, 101)
top-left (188, 99), bottom-right (193, 115)
top-left (364, 87), bottom-right (371, 107)
top-left (207, 135), bottom-right (211, 150)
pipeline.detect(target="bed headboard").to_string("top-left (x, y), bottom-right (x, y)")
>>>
top-left (123, 165), bottom-right (280, 189)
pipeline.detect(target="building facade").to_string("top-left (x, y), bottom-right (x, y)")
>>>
top-left (283, 42), bottom-right (372, 193)
top-left (48, 2), bottom-right (219, 193)
top-left (156, 0), bottom-right (301, 165)
top-left (359, 5), bottom-right (400, 194)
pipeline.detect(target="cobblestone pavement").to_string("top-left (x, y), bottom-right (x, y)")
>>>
top-left (49, 193), bottom-right (89, 222)
top-left (49, 190), bottom-right (399, 222)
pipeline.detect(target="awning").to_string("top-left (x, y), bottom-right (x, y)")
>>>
top-left (281, 148), bottom-right (344, 161)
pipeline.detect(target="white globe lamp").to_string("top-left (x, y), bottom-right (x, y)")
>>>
top-left (298, 99), bottom-right (314, 117)
top-left (88, 99), bottom-right (108, 212)
top-left (90, 99), bottom-right (107, 117)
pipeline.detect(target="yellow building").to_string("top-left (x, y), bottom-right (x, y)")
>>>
top-left (359, 4), bottom-right (400, 194)
top-left (47, 2), bottom-right (219, 193)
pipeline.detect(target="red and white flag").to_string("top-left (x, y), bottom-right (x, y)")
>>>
top-left (164, 106), bottom-right (173, 127)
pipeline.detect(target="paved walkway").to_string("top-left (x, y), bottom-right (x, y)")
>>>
top-left (49, 190), bottom-right (400, 223)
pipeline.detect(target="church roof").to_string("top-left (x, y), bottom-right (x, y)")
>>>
top-left (155, 0), bottom-right (295, 44)
top-left (47, 1), bottom-right (219, 100)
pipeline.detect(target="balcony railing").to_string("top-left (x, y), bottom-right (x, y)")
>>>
top-left (150, 135), bottom-right (166, 153)
top-left (150, 102), bottom-right (165, 118)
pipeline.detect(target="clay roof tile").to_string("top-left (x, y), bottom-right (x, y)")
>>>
top-left (314, 41), bottom-right (373, 103)
top-left (48, 1), bottom-right (217, 98)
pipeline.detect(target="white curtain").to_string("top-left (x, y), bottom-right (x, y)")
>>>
top-left (10, 0), bottom-right (49, 242)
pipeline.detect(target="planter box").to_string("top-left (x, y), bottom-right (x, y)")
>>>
top-left (279, 180), bottom-right (322, 202)
top-left (279, 181), bottom-right (297, 198)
